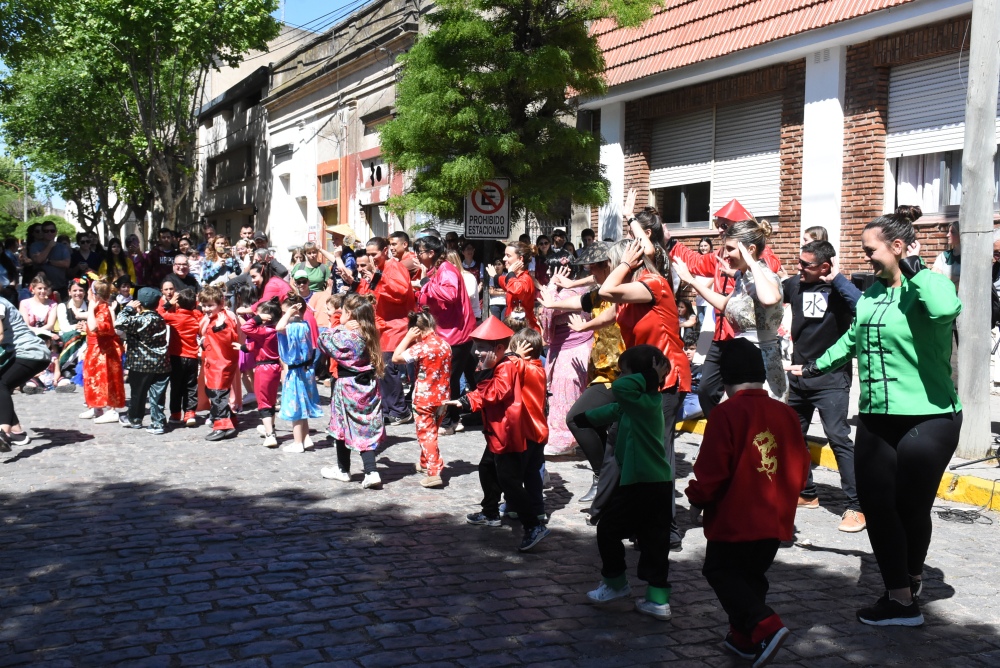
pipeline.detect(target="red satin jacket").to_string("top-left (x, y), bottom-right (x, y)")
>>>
top-left (519, 357), bottom-right (548, 446)
top-left (465, 355), bottom-right (528, 454)
top-left (498, 270), bottom-right (538, 332)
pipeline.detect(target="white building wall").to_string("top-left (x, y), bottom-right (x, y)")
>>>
top-left (598, 102), bottom-right (626, 242)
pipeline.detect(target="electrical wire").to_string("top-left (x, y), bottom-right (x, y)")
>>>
top-left (239, 0), bottom-right (371, 64)
top-left (933, 477), bottom-right (999, 526)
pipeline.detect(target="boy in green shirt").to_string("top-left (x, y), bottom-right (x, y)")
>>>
top-left (575, 344), bottom-right (673, 620)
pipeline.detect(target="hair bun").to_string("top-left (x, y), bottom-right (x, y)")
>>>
top-left (895, 205), bottom-right (922, 223)
top-left (758, 219), bottom-right (773, 238)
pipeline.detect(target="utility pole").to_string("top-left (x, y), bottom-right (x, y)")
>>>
top-left (22, 165), bottom-right (28, 222)
top-left (956, 0), bottom-right (1000, 459)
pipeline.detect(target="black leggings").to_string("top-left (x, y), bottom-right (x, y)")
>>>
top-left (0, 357), bottom-right (49, 427)
top-left (336, 440), bottom-right (377, 474)
top-left (566, 383), bottom-right (616, 473)
top-left (855, 411), bottom-right (962, 591)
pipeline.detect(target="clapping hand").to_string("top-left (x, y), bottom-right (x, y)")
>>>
top-left (623, 187), bottom-right (637, 219)
top-left (672, 258), bottom-right (694, 285)
top-left (485, 263), bottom-right (497, 278)
top-left (550, 265), bottom-right (572, 288)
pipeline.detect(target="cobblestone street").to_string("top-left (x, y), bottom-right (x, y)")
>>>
top-left (1, 390), bottom-right (999, 667)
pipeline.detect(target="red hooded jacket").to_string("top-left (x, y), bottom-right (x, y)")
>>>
top-left (518, 357), bottom-right (548, 446)
top-left (158, 304), bottom-right (203, 359)
top-left (465, 354), bottom-right (528, 454)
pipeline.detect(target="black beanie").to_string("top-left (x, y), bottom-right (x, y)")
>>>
top-left (719, 338), bottom-right (766, 385)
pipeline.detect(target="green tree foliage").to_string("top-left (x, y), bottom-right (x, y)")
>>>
top-left (380, 0), bottom-right (660, 220)
top-left (0, 154), bottom-right (41, 239)
top-left (16, 215), bottom-right (76, 240)
top-left (1, 0), bottom-right (280, 233)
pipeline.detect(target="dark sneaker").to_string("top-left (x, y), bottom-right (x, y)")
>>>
top-left (857, 593), bottom-right (923, 627)
top-left (723, 632), bottom-right (756, 660)
top-left (146, 425), bottom-right (165, 435)
top-left (466, 512), bottom-right (501, 527)
top-left (8, 431), bottom-right (30, 446)
top-left (752, 626), bottom-right (790, 667)
top-left (386, 412), bottom-right (414, 426)
top-left (518, 525), bottom-right (551, 552)
top-left (0, 430), bottom-right (11, 453)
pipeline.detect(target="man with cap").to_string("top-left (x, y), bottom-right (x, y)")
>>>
top-left (446, 315), bottom-right (551, 552)
top-left (686, 338), bottom-right (809, 667)
top-left (114, 287), bottom-right (172, 434)
top-left (667, 199), bottom-right (783, 417)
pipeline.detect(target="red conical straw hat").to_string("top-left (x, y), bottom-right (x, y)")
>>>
top-left (470, 315), bottom-right (514, 341)
top-left (713, 199), bottom-right (754, 222)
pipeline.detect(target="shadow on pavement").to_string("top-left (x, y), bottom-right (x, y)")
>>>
top-left (2, 428), bottom-right (94, 464)
top-left (0, 482), bottom-right (995, 666)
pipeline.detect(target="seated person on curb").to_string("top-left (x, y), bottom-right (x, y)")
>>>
top-left (576, 344), bottom-right (674, 622)
top-left (685, 337), bottom-right (810, 668)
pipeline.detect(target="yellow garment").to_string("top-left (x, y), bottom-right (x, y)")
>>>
top-left (97, 257), bottom-right (138, 285)
top-left (587, 299), bottom-right (625, 385)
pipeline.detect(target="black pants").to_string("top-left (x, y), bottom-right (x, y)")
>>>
top-left (127, 371), bottom-right (169, 427)
top-left (0, 357), bottom-right (47, 427)
top-left (442, 340), bottom-right (473, 428)
top-left (787, 382), bottom-right (859, 510)
top-left (479, 447), bottom-right (538, 531)
top-left (591, 389), bottom-right (682, 538)
top-left (523, 440), bottom-right (545, 518)
top-left (703, 539), bottom-right (780, 635)
top-left (855, 411), bottom-right (962, 590)
top-left (698, 342), bottom-right (725, 418)
top-left (205, 387), bottom-right (232, 429)
top-left (597, 482), bottom-right (672, 588)
top-left (566, 383), bottom-right (617, 473)
top-left (168, 356), bottom-right (199, 416)
top-left (379, 352), bottom-right (408, 419)
top-left (336, 440), bottom-right (377, 474)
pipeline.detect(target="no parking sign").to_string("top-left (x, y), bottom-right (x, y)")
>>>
top-left (465, 178), bottom-right (510, 239)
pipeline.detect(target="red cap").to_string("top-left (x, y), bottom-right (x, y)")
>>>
top-left (713, 199), bottom-right (754, 222)
top-left (470, 315), bottom-right (514, 341)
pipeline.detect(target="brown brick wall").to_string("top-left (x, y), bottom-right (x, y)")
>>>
top-left (774, 59), bottom-right (806, 273)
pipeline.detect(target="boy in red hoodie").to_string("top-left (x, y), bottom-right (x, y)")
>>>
top-left (685, 338), bottom-right (809, 668)
top-left (158, 288), bottom-right (203, 427)
top-left (197, 285), bottom-right (241, 441)
top-left (509, 327), bottom-right (548, 523)
top-left (447, 316), bottom-right (550, 553)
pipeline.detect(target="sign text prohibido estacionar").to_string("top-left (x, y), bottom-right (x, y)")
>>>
top-left (464, 178), bottom-right (511, 239)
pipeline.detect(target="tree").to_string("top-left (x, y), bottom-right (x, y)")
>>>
top-left (16, 215), bottom-right (76, 240)
top-left (380, 0), bottom-right (660, 220)
top-left (1, 0), bottom-right (280, 233)
top-left (0, 154), bottom-right (41, 239)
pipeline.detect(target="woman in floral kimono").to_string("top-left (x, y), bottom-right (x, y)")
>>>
top-left (318, 293), bottom-right (386, 489)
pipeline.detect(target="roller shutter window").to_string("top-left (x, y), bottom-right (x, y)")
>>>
top-left (648, 109), bottom-right (714, 189)
top-left (887, 53), bottom-right (1000, 212)
top-left (711, 96), bottom-right (782, 218)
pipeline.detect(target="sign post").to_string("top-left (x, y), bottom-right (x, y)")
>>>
top-left (464, 178), bottom-right (510, 239)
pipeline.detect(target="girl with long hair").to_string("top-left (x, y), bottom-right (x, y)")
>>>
top-left (98, 238), bottom-right (138, 285)
top-left (56, 277), bottom-right (89, 392)
top-left (319, 293), bottom-right (386, 489)
top-left (202, 236), bottom-right (242, 286)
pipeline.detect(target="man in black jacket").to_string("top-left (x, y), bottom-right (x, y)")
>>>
top-left (783, 239), bottom-right (865, 533)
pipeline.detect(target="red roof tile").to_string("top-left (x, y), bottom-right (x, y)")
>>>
top-left (595, 0), bottom-right (917, 87)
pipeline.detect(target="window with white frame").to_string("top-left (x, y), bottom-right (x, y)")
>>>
top-left (886, 53), bottom-right (1000, 213)
top-left (648, 97), bottom-right (782, 230)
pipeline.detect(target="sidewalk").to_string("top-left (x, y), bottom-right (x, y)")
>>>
top-left (676, 376), bottom-right (1000, 512)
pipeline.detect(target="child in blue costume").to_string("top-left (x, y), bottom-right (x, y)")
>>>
top-left (276, 293), bottom-right (322, 453)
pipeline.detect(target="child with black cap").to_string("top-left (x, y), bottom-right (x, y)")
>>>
top-left (685, 337), bottom-right (809, 667)
top-left (577, 343), bottom-right (674, 621)
top-left (114, 287), bottom-right (171, 434)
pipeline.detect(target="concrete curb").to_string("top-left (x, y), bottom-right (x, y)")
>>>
top-left (676, 418), bottom-right (1000, 512)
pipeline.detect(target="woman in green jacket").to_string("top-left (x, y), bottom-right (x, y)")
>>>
top-left (794, 205), bottom-right (961, 628)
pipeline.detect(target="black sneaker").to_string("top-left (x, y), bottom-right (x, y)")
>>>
top-left (0, 430), bottom-right (11, 453)
top-left (385, 412), bottom-right (414, 426)
top-left (7, 431), bottom-right (29, 446)
top-left (466, 512), bottom-right (501, 527)
top-left (857, 593), bottom-right (923, 627)
top-left (752, 626), bottom-right (789, 667)
top-left (723, 632), bottom-right (755, 660)
top-left (518, 525), bottom-right (550, 552)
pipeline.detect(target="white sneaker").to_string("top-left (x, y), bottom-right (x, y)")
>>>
top-left (94, 410), bottom-right (120, 424)
top-left (587, 581), bottom-right (631, 604)
top-left (79, 408), bottom-right (96, 419)
top-left (304, 434), bottom-right (314, 449)
top-left (282, 442), bottom-right (305, 453)
top-left (256, 425), bottom-right (267, 438)
top-left (454, 422), bottom-right (465, 432)
top-left (634, 598), bottom-right (671, 620)
top-left (362, 472), bottom-right (382, 489)
top-left (321, 467), bottom-right (351, 482)
top-left (262, 434), bottom-right (278, 448)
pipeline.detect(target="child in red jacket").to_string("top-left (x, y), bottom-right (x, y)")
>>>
top-left (158, 288), bottom-right (202, 427)
top-left (447, 316), bottom-right (550, 553)
top-left (197, 285), bottom-right (241, 441)
top-left (509, 327), bottom-right (548, 523)
top-left (685, 338), bottom-right (810, 668)
top-left (242, 298), bottom-right (282, 448)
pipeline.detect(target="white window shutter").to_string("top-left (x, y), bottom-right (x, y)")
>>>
top-left (887, 53), bottom-right (1000, 158)
top-left (648, 109), bottom-right (714, 189)
top-left (711, 96), bottom-right (782, 218)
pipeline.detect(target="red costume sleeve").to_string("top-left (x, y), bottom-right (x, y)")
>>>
top-left (375, 260), bottom-right (413, 306)
top-left (670, 239), bottom-right (719, 277)
top-left (685, 410), bottom-right (737, 509)
top-left (761, 247), bottom-right (782, 273)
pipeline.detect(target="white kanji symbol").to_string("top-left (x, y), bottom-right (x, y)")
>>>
top-left (802, 292), bottom-right (829, 319)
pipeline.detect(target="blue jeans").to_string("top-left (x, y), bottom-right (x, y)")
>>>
top-left (127, 371), bottom-right (169, 428)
